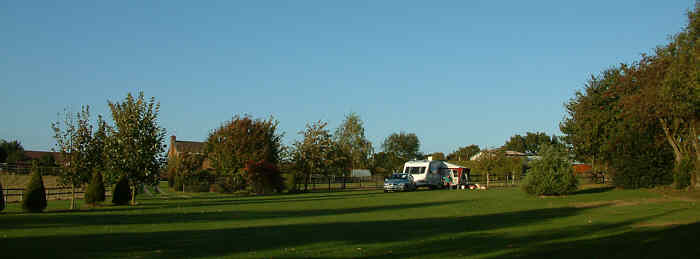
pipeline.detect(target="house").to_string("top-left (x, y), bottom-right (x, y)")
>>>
top-left (168, 135), bottom-right (212, 170)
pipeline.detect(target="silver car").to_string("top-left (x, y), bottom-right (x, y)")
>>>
top-left (384, 173), bottom-right (417, 192)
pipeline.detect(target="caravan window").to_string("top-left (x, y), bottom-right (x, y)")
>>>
top-left (405, 167), bottom-right (426, 174)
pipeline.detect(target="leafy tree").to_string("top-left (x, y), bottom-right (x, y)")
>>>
top-left (369, 151), bottom-right (402, 176)
top-left (614, 7), bottom-right (700, 189)
top-left (0, 140), bottom-right (26, 163)
top-left (561, 68), bottom-right (623, 182)
top-left (293, 120), bottom-right (334, 192)
top-left (85, 170), bottom-right (106, 206)
top-left (504, 132), bottom-right (560, 154)
top-left (22, 161), bottom-right (47, 213)
top-left (504, 156), bottom-right (526, 186)
top-left (447, 145), bottom-right (480, 161)
top-left (112, 175), bottom-right (131, 205)
top-left (0, 140), bottom-right (5, 163)
top-left (522, 145), bottom-right (578, 196)
top-left (105, 92), bottom-right (166, 205)
top-left (471, 148), bottom-right (506, 188)
top-left (245, 160), bottom-right (285, 194)
top-left (382, 132), bottom-right (421, 162)
top-left (426, 152), bottom-right (445, 161)
top-left (171, 153), bottom-right (205, 192)
top-left (333, 112), bottom-right (373, 170)
top-left (0, 180), bottom-right (5, 213)
top-left (205, 114), bottom-right (282, 191)
top-left (52, 106), bottom-right (95, 210)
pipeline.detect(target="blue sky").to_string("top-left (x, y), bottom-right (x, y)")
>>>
top-left (1, 1), bottom-right (695, 154)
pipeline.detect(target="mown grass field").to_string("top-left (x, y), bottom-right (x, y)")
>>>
top-left (1, 184), bottom-right (699, 258)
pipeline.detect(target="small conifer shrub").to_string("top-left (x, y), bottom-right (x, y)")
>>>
top-left (22, 162), bottom-right (48, 213)
top-left (112, 176), bottom-right (131, 205)
top-left (85, 171), bottom-right (106, 206)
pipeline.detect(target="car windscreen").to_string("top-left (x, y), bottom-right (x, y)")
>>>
top-left (404, 167), bottom-right (426, 174)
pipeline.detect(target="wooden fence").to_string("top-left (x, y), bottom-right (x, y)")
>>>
top-left (1, 187), bottom-right (112, 203)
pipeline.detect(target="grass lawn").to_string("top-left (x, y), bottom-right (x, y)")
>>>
top-left (1, 184), bottom-right (699, 258)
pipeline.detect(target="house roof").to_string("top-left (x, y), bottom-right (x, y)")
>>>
top-left (23, 150), bottom-right (62, 161)
top-left (174, 141), bottom-right (205, 154)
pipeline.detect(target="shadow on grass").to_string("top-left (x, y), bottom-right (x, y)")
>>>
top-left (0, 204), bottom-right (636, 259)
top-left (574, 186), bottom-right (616, 195)
top-left (0, 200), bottom-right (464, 230)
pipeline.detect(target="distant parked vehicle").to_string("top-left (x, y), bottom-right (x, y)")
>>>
top-left (402, 159), bottom-right (449, 189)
top-left (384, 173), bottom-right (417, 192)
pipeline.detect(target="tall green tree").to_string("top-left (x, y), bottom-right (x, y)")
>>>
top-left (293, 120), bottom-right (334, 192)
top-left (382, 132), bottom-right (421, 162)
top-left (369, 151), bottom-right (402, 176)
top-left (333, 112), bottom-right (373, 170)
top-left (447, 144), bottom-right (480, 161)
top-left (615, 7), bottom-right (700, 189)
top-left (105, 92), bottom-right (166, 205)
top-left (52, 106), bottom-right (95, 210)
top-left (205, 114), bottom-right (282, 191)
top-left (560, 68), bottom-right (624, 182)
top-left (503, 132), bottom-right (560, 154)
top-left (0, 140), bottom-right (25, 163)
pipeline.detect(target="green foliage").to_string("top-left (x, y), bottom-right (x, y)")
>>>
top-left (333, 112), bottom-right (373, 170)
top-left (428, 152), bottom-right (445, 161)
top-left (607, 126), bottom-right (674, 189)
top-left (674, 158), bottom-right (695, 189)
top-left (52, 105), bottom-right (96, 209)
top-left (370, 151), bottom-right (402, 176)
top-left (85, 170), bottom-right (106, 205)
top-left (22, 162), bottom-right (47, 213)
top-left (561, 6), bottom-right (700, 190)
top-left (205, 114), bottom-right (282, 180)
top-left (245, 160), bottom-right (285, 194)
top-left (381, 132), bottom-right (421, 161)
top-left (447, 145), bottom-right (480, 161)
top-left (503, 132), bottom-right (562, 155)
top-left (0, 139), bottom-right (26, 163)
top-left (106, 92), bottom-right (166, 205)
top-left (0, 180), bottom-right (5, 212)
top-left (522, 145), bottom-right (578, 196)
top-left (169, 153), bottom-right (208, 192)
top-left (112, 176), bottom-right (131, 205)
top-left (292, 120), bottom-right (333, 191)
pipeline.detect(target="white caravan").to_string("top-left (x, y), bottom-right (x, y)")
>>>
top-left (402, 159), bottom-right (449, 189)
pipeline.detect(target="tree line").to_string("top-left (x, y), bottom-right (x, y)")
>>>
top-left (560, 5), bottom-right (699, 190)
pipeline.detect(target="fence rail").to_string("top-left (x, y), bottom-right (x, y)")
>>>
top-left (1, 186), bottom-right (112, 203)
top-left (0, 163), bottom-right (61, 175)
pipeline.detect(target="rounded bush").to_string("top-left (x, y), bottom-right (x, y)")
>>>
top-left (85, 171), bottom-right (106, 205)
top-left (112, 176), bottom-right (131, 205)
top-left (522, 145), bottom-right (578, 196)
top-left (22, 164), bottom-right (48, 213)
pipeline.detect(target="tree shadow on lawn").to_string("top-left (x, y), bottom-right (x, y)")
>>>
top-left (1, 205), bottom-right (628, 258)
top-left (573, 186), bottom-right (616, 195)
top-left (0, 200), bottom-right (464, 230)
top-left (366, 209), bottom-right (694, 259)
